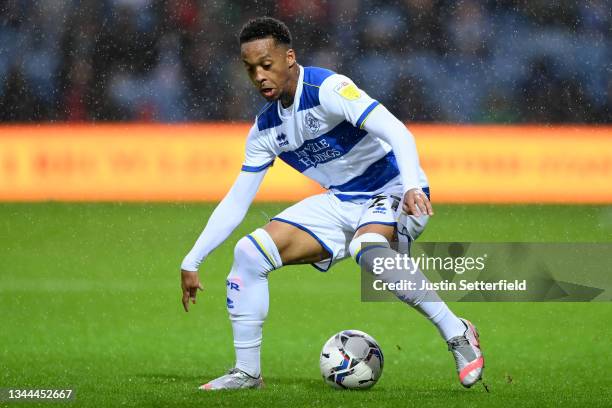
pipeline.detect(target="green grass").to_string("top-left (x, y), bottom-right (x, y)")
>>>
top-left (1, 203), bottom-right (612, 407)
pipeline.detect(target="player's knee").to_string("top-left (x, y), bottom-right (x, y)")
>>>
top-left (233, 229), bottom-right (281, 276)
top-left (233, 236), bottom-right (259, 262)
top-left (349, 232), bottom-right (390, 264)
top-left (227, 232), bottom-right (276, 320)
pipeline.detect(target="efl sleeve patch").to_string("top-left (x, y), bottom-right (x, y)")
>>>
top-left (334, 81), bottom-right (361, 101)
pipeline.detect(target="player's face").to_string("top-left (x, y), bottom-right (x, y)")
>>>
top-left (241, 38), bottom-right (295, 101)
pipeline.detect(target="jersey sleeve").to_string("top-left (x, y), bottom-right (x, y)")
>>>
top-left (319, 74), bottom-right (381, 129)
top-left (181, 169), bottom-right (268, 271)
top-left (242, 124), bottom-right (276, 172)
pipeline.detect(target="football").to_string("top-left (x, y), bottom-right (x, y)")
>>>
top-left (319, 330), bottom-right (384, 389)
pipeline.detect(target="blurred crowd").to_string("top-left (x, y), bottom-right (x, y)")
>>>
top-left (0, 0), bottom-right (609, 123)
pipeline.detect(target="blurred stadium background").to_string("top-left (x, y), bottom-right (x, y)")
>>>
top-left (1, 1), bottom-right (611, 407)
top-left (0, 0), bottom-right (609, 122)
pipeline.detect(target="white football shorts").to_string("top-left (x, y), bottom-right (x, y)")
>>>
top-left (271, 184), bottom-right (430, 271)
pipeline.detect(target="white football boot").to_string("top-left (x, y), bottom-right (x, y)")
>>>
top-left (199, 368), bottom-right (264, 391)
top-left (447, 318), bottom-right (484, 388)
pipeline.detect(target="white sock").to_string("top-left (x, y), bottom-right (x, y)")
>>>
top-left (233, 324), bottom-right (263, 377)
top-left (227, 229), bottom-right (281, 377)
top-left (351, 234), bottom-right (466, 341)
top-left (415, 297), bottom-right (467, 341)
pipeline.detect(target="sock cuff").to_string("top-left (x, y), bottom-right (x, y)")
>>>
top-left (349, 232), bottom-right (390, 263)
top-left (234, 338), bottom-right (263, 348)
top-left (249, 228), bottom-right (283, 270)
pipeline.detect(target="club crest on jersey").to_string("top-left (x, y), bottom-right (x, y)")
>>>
top-left (334, 81), bottom-right (361, 100)
top-left (304, 112), bottom-right (320, 135)
top-left (276, 132), bottom-right (289, 147)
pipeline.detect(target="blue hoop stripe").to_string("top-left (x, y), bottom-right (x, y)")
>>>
top-left (355, 244), bottom-right (388, 264)
top-left (246, 235), bottom-right (275, 270)
top-left (241, 160), bottom-right (275, 172)
top-left (356, 101), bottom-right (380, 129)
top-left (334, 193), bottom-right (374, 201)
top-left (356, 221), bottom-right (397, 231)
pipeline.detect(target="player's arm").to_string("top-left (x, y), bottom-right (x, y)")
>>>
top-left (320, 75), bottom-right (432, 216)
top-left (181, 169), bottom-right (268, 272)
top-left (361, 106), bottom-right (433, 217)
top-left (180, 168), bottom-right (268, 311)
top-left (181, 124), bottom-right (275, 312)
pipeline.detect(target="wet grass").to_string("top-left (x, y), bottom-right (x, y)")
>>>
top-left (1, 203), bottom-right (611, 407)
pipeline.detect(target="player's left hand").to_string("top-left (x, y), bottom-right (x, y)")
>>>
top-left (181, 269), bottom-right (204, 312)
top-left (403, 188), bottom-right (434, 217)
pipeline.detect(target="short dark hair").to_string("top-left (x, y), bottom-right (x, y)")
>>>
top-left (239, 17), bottom-right (292, 47)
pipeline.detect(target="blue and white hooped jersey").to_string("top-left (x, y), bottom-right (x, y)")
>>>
top-left (241, 65), bottom-right (428, 200)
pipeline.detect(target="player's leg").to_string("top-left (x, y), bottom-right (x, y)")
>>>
top-left (351, 223), bottom-right (467, 342)
top-left (264, 219), bottom-right (330, 264)
top-left (201, 195), bottom-right (342, 390)
top-left (349, 191), bottom-right (484, 387)
top-left (228, 220), bottom-right (327, 375)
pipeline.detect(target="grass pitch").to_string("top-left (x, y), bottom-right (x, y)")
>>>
top-left (1, 203), bottom-right (612, 407)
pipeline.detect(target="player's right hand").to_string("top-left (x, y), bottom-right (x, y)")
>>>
top-left (402, 188), bottom-right (434, 217)
top-left (181, 269), bottom-right (204, 312)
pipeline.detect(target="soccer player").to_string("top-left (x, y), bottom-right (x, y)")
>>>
top-left (180, 17), bottom-right (484, 390)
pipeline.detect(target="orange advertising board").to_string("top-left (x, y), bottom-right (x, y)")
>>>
top-left (416, 125), bottom-right (612, 203)
top-left (0, 124), bottom-right (610, 203)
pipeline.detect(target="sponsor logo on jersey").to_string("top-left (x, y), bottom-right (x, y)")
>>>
top-left (276, 132), bottom-right (289, 147)
top-left (334, 81), bottom-right (361, 100)
top-left (226, 297), bottom-right (234, 309)
top-left (293, 138), bottom-right (341, 168)
top-left (304, 112), bottom-right (321, 135)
